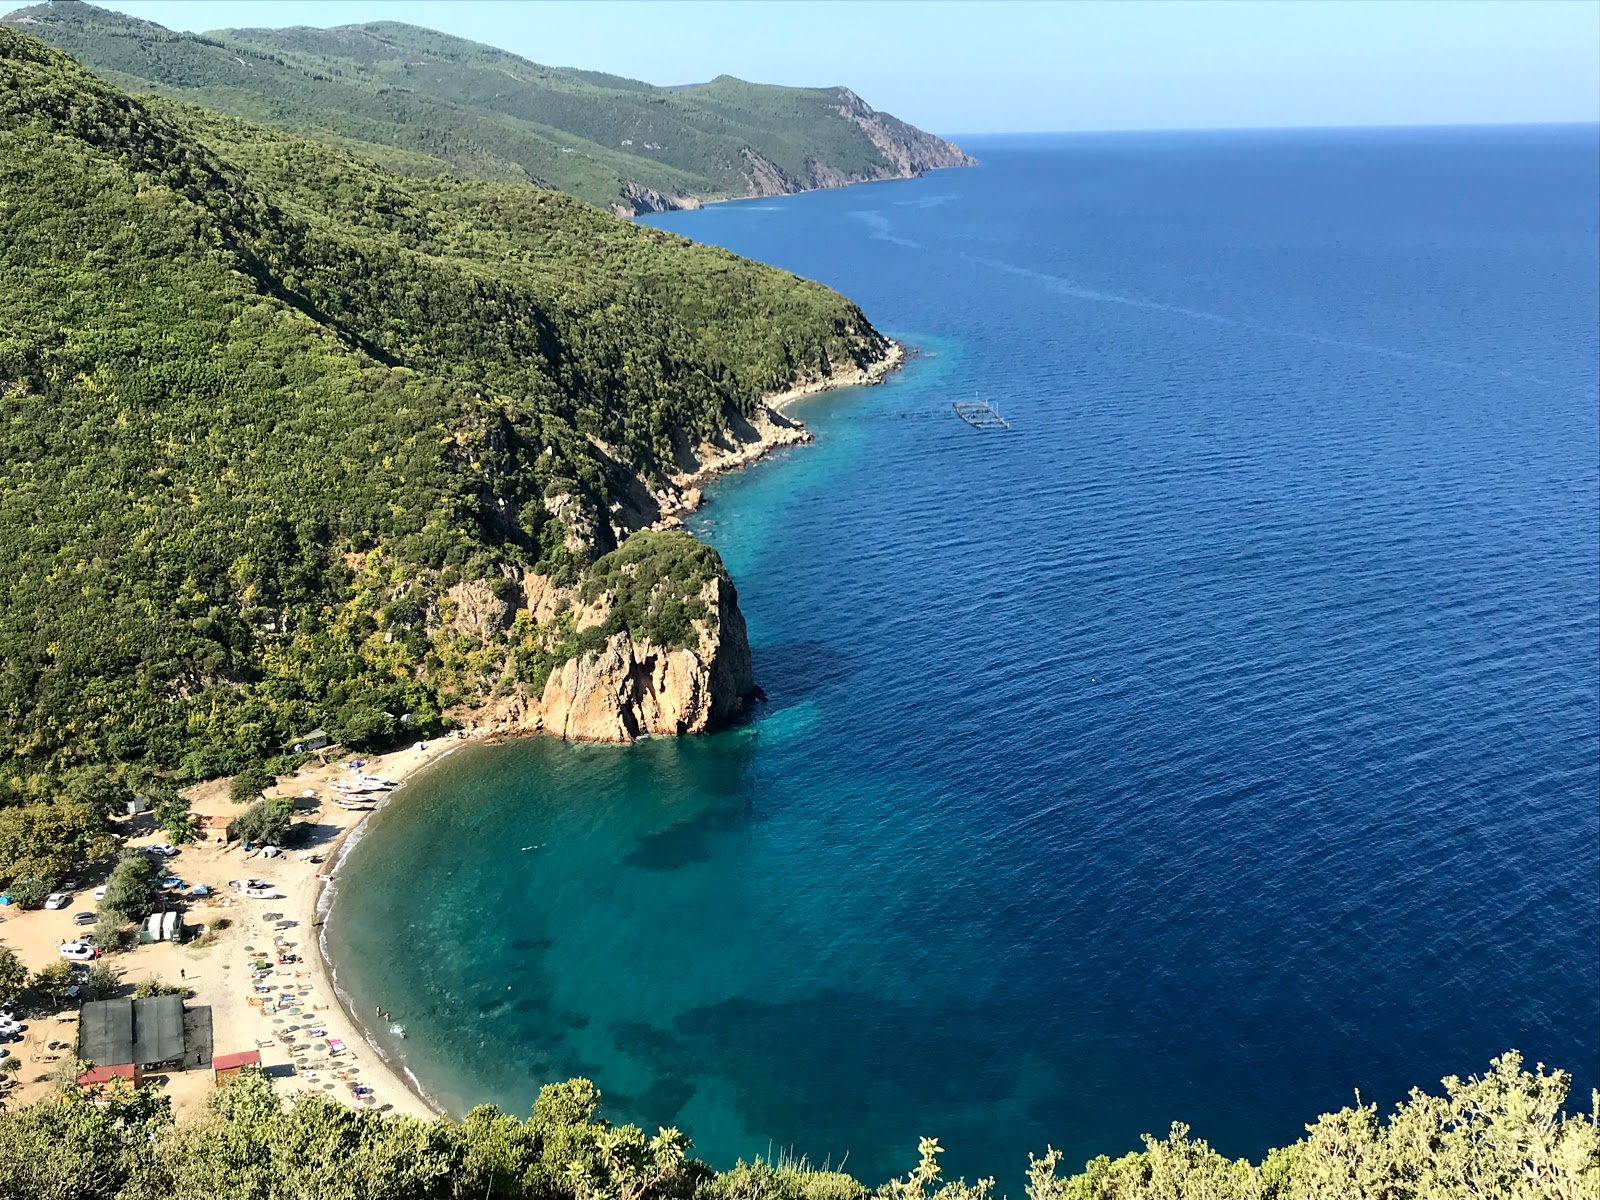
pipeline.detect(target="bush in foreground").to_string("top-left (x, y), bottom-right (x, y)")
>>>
top-left (0, 1053), bottom-right (1592, 1200)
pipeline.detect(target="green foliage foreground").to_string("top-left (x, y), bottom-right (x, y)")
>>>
top-left (0, 1054), bottom-right (1592, 1200)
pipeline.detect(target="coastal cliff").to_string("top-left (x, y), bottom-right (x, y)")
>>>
top-left (458, 344), bottom-right (904, 745)
top-left (475, 571), bottom-right (754, 742)
top-left (4, 4), bottom-right (976, 217)
top-left (645, 341), bottom-right (907, 528)
top-left (727, 86), bottom-right (975, 204)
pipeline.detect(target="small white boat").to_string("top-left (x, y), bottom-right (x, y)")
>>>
top-left (332, 777), bottom-right (392, 794)
top-left (242, 887), bottom-right (282, 899)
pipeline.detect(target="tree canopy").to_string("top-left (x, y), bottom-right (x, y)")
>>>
top-left (0, 1055), bottom-right (1592, 1200)
top-left (228, 796), bottom-right (293, 846)
top-left (98, 852), bottom-right (157, 924)
top-left (0, 27), bottom-right (890, 839)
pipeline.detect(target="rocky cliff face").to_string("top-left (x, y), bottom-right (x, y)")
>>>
top-left (830, 87), bottom-right (976, 175)
top-left (736, 90), bottom-right (975, 200)
top-left (471, 572), bottom-right (755, 743)
top-left (457, 342), bottom-right (903, 745)
top-left (610, 180), bottom-right (703, 218)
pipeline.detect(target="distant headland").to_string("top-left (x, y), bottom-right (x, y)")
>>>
top-left (3, 0), bottom-right (976, 216)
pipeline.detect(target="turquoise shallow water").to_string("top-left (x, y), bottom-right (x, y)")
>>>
top-left (326, 128), bottom-right (1599, 1185)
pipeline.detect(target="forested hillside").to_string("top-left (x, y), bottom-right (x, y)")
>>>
top-left (0, 1054), bottom-right (1593, 1199)
top-left (2, 0), bottom-right (975, 214)
top-left (0, 27), bottom-right (889, 840)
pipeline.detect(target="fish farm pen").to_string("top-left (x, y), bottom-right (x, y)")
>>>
top-left (954, 401), bottom-right (1010, 430)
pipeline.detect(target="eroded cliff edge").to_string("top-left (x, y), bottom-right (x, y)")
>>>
top-left (615, 89), bottom-right (977, 216)
top-left (470, 546), bottom-right (754, 742)
top-left (446, 343), bottom-right (903, 743)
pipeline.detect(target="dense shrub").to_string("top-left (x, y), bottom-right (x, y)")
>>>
top-left (99, 853), bottom-right (156, 925)
top-left (227, 767), bottom-right (275, 806)
top-left (228, 797), bottom-right (294, 846)
top-left (0, 1056), bottom-right (1592, 1200)
top-left (4, 877), bottom-right (50, 910)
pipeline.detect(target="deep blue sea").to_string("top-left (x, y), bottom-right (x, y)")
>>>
top-left (326, 127), bottom-right (1600, 1186)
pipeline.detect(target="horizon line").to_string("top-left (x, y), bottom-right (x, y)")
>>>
top-left (942, 119), bottom-right (1600, 139)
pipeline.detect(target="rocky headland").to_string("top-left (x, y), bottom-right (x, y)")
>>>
top-left (456, 342), bottom-right (904, 744)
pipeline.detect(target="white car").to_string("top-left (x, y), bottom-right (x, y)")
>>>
top-left (93, 885), bottom-right (106, 901)
top-left (146, 844), bottom-right (178, 857)
top-left (42, 893), bottom-right (69, 910)
top-left (58, 942), bottom-right (95, 961)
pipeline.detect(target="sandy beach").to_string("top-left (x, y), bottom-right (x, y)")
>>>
top-left (0, 737), bottom-right (470, 1118)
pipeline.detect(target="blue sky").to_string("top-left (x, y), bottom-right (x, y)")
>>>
top-left (95, 0), bottom-right (1600, 135)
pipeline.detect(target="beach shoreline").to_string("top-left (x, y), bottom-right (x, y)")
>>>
top-left (309, 740), bottom-right (473, 1120)
top-left (213, 736), bottom-right (476, 1119)
top-left (0, 737), bottom-right (483, 1119)
top-left (209, 737), bottom-right (478, 1119)
top-left (0, 341), bottom-right (902, 1121)
top-left (317, 738), bottom-right (486, 1117)
top-left (305, 342), bottom-right (908, 1117)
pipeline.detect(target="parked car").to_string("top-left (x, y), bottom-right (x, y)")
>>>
top-left (58, 942), bottom-right (95, 961)
top-left (146, 844), bottom-right (178, 857)
top-left (42, 893), bottom-right (69, 910)
top-left (72, 912), bottom-right (95, 926)
top-left (93, 885), bottom-right (106, 901)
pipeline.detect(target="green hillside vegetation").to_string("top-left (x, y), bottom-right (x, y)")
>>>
top-left (0, 27), bottom-right (888, 886)
top-left (0, 1054), bottom-right (1592, 1199)
top-left (3, 1), bottom-right (974, 213)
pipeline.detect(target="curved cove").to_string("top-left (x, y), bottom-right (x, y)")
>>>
top-left (325, 127), bottom-right (1600, 1187)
